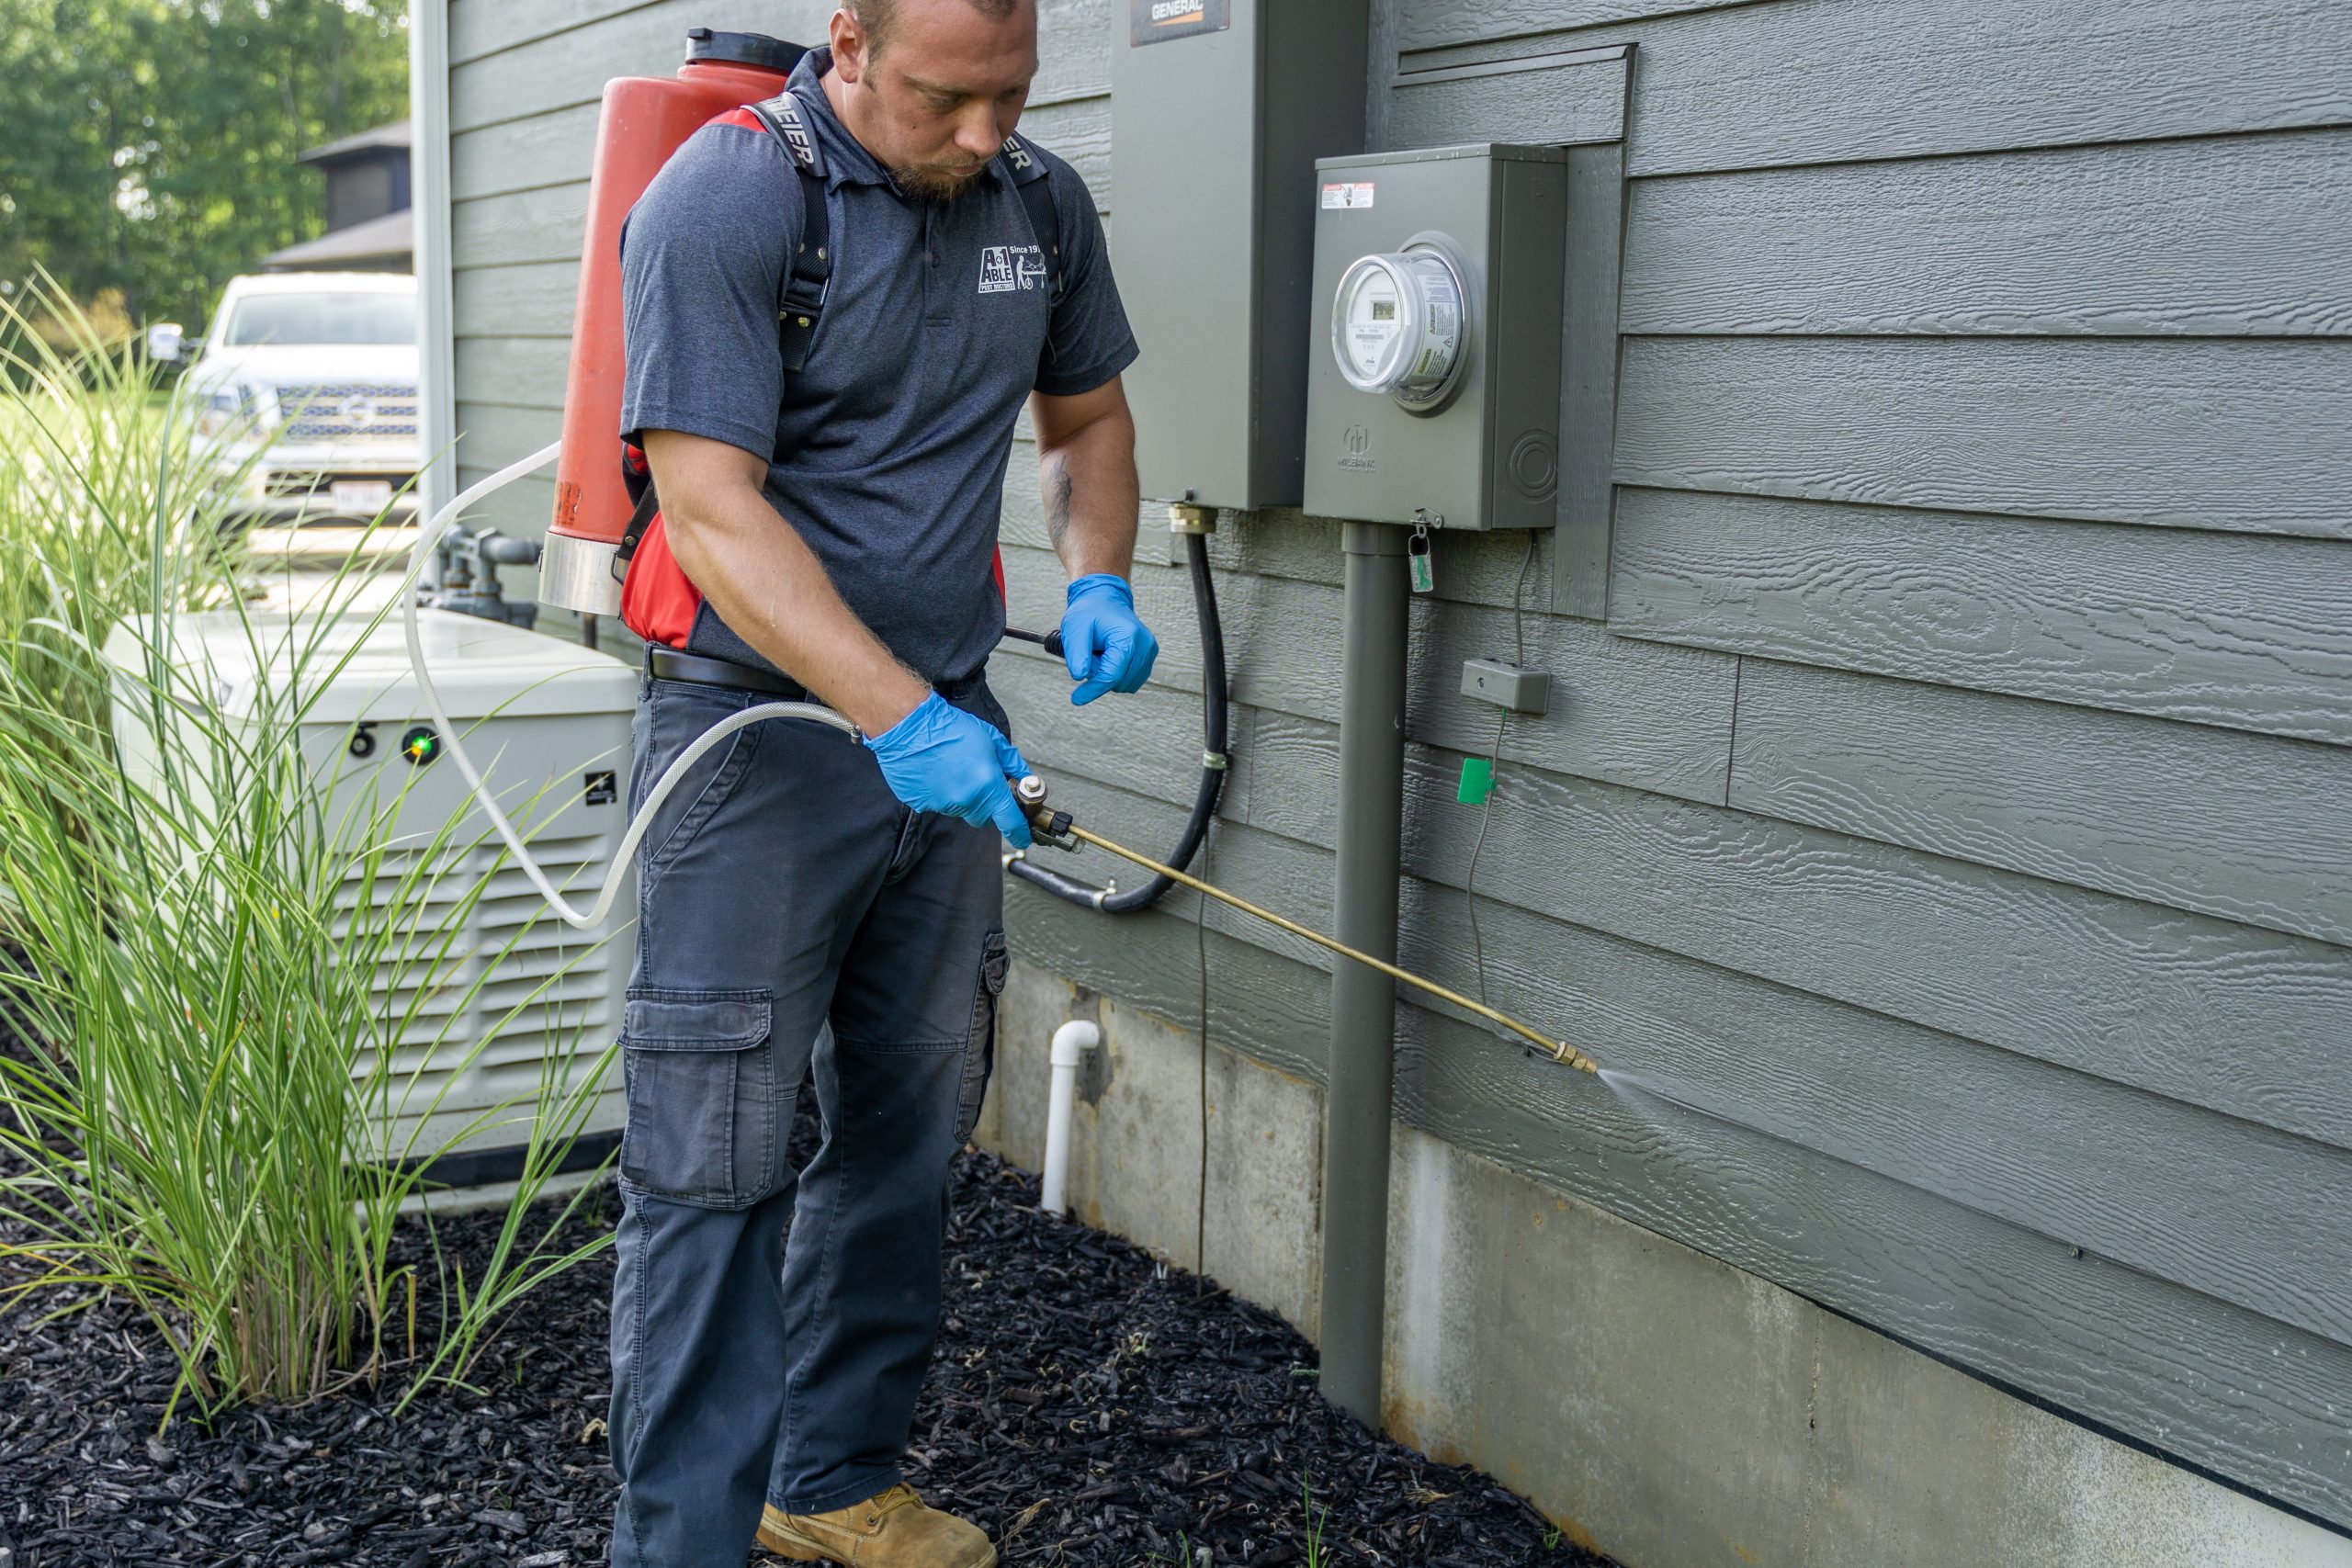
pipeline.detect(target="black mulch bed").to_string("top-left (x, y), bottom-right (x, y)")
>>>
top-left (2, 1054), bottom-right (1614, 1568)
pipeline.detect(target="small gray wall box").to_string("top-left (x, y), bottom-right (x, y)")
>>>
top-left (1305, 144), bottom-right (1570, 531)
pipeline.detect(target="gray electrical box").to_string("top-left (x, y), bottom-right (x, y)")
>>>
top-left (1303, 145), bottom-right (1570, 532)
top-left (1112, 0), bottom-right (1367, 511)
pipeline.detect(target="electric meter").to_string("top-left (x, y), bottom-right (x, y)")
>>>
top-left (1330, 244), bottom-right (1467, 411)
top-left (1303, 144), bottom-right (1570, 531)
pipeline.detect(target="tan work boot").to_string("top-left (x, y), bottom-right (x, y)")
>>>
top-left (756, 1483), bottom-right (996, 1567)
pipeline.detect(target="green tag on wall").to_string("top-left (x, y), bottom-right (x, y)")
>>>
top-left (1458, 757), bottom-right (1494, 804)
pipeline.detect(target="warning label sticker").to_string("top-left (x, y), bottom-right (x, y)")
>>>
top-left (1129, 0), bottom-right (1229, 45)
top-left (1320, 182), bottom-right (1375, 210)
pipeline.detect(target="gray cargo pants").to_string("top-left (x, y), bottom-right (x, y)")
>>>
top-left (605, 671), bottom-right (1008, 1567)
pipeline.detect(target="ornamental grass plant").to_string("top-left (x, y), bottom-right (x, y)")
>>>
top-left (0, 281), bottom-right (618, 1421)
top-left (0, 273), bottom-right (246, 765)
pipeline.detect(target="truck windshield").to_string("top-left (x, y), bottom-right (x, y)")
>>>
top-left (221, 292), bottom-right (417, 347)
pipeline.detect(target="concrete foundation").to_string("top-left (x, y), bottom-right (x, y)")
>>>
top-left (983, 957), bottom-right (1322, 1331)
top-left (978, 957), bottom-right (2352, 1568)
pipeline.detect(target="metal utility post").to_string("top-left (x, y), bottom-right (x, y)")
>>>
top-left (1318, 521), bottom-right (1410, 1423)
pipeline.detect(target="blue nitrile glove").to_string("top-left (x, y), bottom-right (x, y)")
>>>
top-left (1060, 574), bottom-right (1159, 705)
top-left (865, 692), bottom-right (1035, 849)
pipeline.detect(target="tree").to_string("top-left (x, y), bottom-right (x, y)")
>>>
top-left (0, 0), bottom-right (409, 338)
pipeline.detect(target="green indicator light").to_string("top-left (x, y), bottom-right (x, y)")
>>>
top-left (399, 726), bottom-right (440, 767)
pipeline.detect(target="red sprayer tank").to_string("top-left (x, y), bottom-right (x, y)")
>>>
top-left (538, 28), bottom-right (803, 616)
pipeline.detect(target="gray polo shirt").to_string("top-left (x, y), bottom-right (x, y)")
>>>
top-left (618, 47), bottom-right (1137, 685)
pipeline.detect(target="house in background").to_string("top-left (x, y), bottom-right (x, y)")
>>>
top-left (264, 120), bottom-right (413, 273)
top-left (406, 4), bottom-right (2352, 1565)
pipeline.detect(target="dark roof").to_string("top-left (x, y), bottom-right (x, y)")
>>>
top-left (299, 120), bottom-right (412, 165)
top-left (260, 209), bottom-right (413, 271)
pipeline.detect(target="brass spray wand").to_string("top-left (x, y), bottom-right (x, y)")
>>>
top-left (1013, 776), bottom-right (1600, 1074)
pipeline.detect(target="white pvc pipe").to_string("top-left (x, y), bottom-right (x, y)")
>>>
top-left (1039, 1020), bottom-right (1101, 1216)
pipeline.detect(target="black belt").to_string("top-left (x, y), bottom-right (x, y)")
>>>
top-left (645, 643), bottom-right (809, 698)
top-left (644, 644), bottom-right (989, 705)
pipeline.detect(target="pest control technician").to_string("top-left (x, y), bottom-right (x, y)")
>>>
top-left (604, 2), bottom-right (1153, 1563)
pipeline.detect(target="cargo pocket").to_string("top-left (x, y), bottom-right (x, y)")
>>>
top-left (618, 987), bottom-right (777, 1208)
top-left (954, 932), bottom-right (1009, 1145)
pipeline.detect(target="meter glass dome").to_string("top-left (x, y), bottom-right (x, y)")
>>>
top-left (1330, 245), bottom-right (1465, 411)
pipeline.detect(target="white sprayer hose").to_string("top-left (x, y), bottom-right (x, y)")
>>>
top-left (402, 441), bottom-right (859, 931)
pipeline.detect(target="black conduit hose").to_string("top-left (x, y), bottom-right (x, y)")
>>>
top-left (1009, 530), bottom-right (1229, 913)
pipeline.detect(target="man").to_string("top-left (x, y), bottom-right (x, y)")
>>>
top-left (605, 2), bottom-right (1155, 1563)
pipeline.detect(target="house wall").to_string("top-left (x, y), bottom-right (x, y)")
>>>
top-left (437, 0), bottom-right (2352, 1549)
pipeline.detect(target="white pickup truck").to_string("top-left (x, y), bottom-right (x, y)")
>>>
top-left (155, 271), bottom-right (422, 525)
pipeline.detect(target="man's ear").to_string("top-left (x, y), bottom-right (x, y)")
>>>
top-left (829, 7), bottom-right (868, 85)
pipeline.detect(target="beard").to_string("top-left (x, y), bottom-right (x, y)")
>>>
top-left (892, 158), bottom-right (990, 203)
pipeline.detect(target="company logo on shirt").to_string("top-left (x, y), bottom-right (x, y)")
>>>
top-left (979, 245), bottom-right (1048, 294)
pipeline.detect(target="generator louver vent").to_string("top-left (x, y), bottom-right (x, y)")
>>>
top-left (342, 829), bottom-right (622, 1159)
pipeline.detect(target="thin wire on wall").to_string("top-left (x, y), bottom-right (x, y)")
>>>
top-left (1465, 534), bottom-right (1541, 1015)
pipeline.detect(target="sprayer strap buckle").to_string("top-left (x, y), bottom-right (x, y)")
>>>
top-left (611, 479), bottom-right (662, 583)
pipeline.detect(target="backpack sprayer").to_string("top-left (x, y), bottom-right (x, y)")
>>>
top-left (403, 28), bottom-right (1596, 1071)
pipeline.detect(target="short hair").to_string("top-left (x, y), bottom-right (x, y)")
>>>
top-left (851, 0), bottom-right (1022, 57)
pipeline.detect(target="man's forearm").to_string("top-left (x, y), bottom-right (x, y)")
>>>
top-left (662, 484), bottom-right (929, 737)
top-left (1038, 404), bottom-right (1140, 582)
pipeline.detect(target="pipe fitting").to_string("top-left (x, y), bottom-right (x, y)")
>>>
top-left (1050, 1019), bottom-right (1101, 1067)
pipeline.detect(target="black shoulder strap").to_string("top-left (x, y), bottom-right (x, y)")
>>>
top-left (996, 131), bottom-right (1064, 306)
top-left (615, 94), bottom-right (835, 589)
top-left (747, 92), bottom-right (832, 372)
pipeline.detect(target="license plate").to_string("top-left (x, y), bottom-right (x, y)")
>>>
top-left (330, 479), bottom-right (395, 513)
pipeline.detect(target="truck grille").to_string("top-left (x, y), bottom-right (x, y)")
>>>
top-left (275, 382), bottom-right (419, 442)
top-left (264, 468), bottom-right (418, 498)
